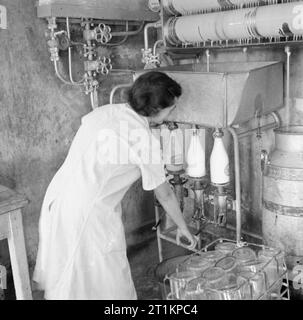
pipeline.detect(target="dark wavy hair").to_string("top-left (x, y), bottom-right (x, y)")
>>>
top-left (127, 71), bottom-right (182, 117)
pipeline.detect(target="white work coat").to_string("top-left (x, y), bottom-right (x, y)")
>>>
top-left (33, 103), bottom-right (166, 300)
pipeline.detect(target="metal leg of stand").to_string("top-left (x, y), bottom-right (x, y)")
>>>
top-left (155, 205), bottom-right (163, 262)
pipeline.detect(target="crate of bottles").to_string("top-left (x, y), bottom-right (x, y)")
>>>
top-left (163, 238), bottom-right (290, 300)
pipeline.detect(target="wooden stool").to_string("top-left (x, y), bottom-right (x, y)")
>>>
top-left (0, 185), bottom-right (32, 300)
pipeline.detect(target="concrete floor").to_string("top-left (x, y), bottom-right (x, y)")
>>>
top-left (127, 235), bottom-right (191, 300)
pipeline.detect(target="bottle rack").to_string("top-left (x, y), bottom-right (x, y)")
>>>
top-left (164, 238), bottom-right (290, 300)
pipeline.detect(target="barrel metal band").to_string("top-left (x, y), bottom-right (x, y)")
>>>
top-left (264, 164), bottom-right (303, 181)
top-left (263, 199), bottom-right (303, 217)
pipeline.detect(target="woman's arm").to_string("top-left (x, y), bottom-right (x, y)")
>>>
top-left (154, 181), bottom-right (197, 249)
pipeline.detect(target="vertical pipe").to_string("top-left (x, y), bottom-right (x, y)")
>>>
top-left (144, 21), bottom-right (161, 50)
top-left (155, 205), bottom-right (163, 262)
top-left (153, 39), bottom-right (164, 56)
top-left (144, 23), bottom-right (154, 50)
top-left (205, 49), bottom-right (210, 72)
top-left (285, 46), bottom-right (291, 128)
top-left (224, 78), bottom-right (228, 128)
top-left (66, 17), bottom-right (83, 85)
top-left (228, 127), bottom-right (242, 244)
top-left (90, 89), bottom-right (98, 109)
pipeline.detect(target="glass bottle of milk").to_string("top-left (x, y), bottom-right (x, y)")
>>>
top-left (186, 129), bottom-right (206, 178)
top-left (210, 129), bottom-right (230, 185)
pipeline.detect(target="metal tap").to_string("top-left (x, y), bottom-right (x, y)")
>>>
top-left (187, 176), bottom-right (209, 249)
top-left (168, 171), bottom-right (187, 213)
top-left (46, 17), bottom-right (60, 62)
top-left (212, 184), bottom-right (233, 227)
top-left (83, 22), bottom-right (112, 44)
top-left (84, 56), bottom-right (112, 76)
top-left (141, 48), bottom-right (160, 69)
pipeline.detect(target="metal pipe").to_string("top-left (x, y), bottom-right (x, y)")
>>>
top-left (53, 60), bottom-right (74, 85)
top-left (111, 21), bottom-right (144, 37)
top-left (270, 111), bottom-right (281, 127)
top-left (110, 84), bottom-right (132, 104)
top-left (110, 69), bottom-right (135, 74)
top-left (153, 39), bottom-right (164, 56)
top-left (205, 49), bottom-right (210, 72)
top-left (227, 127), bottom-right (242, 244)
top-left (104, 21), bottom-right (129, 47)
top-left (285, 46), bottom-right (291, 126)
top-left (48, 17), bottom-right (75, 86)
top-left (285, 46), bottom-right (291, 107)
top-left (144, 20), bottom-right (161, 50)
top-left (202, 224), bottom-right (263, 242)
top-left (236, 112), bottom-right (281, 139)
top-left (66, 17), bottom-right (84, 84)
top-left (225, 224), bottom-right (263, 241)
top-left (90, 89), bottom-right (99, 109)
top-left (155, 205), bottom-right (164, 262)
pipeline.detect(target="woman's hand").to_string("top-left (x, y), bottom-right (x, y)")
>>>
top-left (155, 182), bottom-right (198, 251)
top-left (176, 228), bottom-right (198, 250)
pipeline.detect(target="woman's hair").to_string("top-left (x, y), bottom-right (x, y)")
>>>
top-left (127, 71), bottom-right (182, 117)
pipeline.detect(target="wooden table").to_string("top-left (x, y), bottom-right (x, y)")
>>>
top-left (0, 185), bottom-right (32, 300)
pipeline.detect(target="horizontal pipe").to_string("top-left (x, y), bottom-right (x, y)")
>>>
top-left (225, 224), bottom-right (263, 241)
top-left (110, 69), bottom-right (135, 74)
top-left (111, 21), bottom-right (144, 37)
top-left (236, 112), bottom-right (281, 139)
top-left (237, 123), bottom-right (277, 139)
top-left (58, 18), bottom-right (143, 26)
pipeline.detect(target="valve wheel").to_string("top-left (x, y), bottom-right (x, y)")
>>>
top-left (95, 23), bottom-right (112, 44)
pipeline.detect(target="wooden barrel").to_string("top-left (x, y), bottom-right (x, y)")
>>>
top-left (262, 126), bottom-right (303, 269)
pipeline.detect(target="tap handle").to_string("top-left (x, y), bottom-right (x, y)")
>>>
top-left (152, 219), bottom-right (162, 231)
top-left (95, 23), bottom-right (112, 44)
